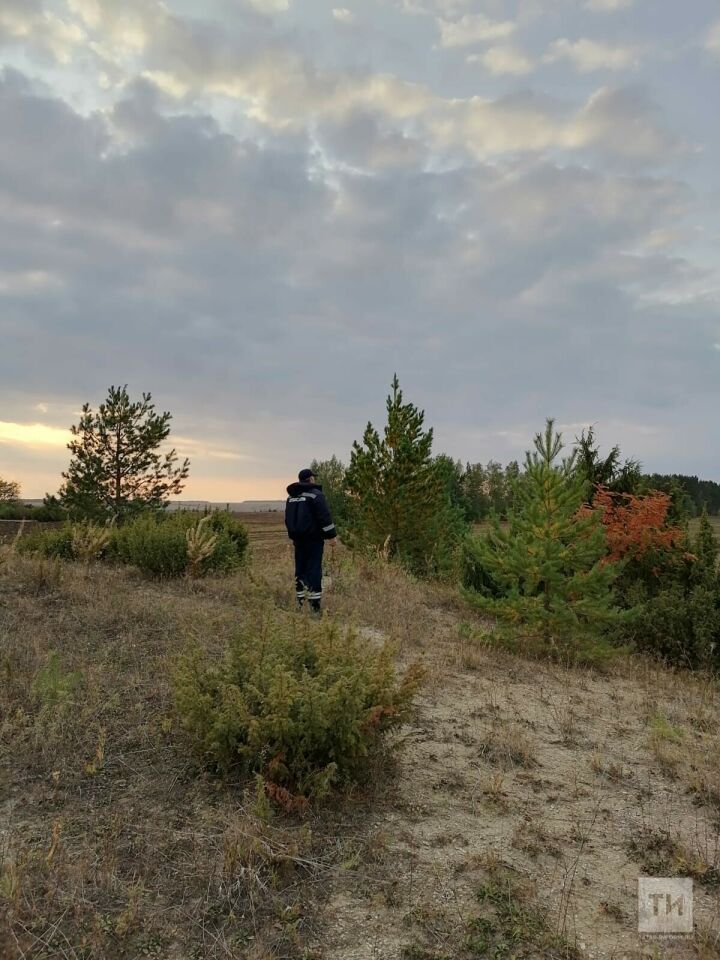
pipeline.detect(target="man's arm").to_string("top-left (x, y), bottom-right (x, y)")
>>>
top-left (313, 491), bottom-right (338, 541)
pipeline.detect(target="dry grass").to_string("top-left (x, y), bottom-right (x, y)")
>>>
top-left (2, 515), bottom-right (720, 959)
top-left (0, 546), bottom-right (342, 959)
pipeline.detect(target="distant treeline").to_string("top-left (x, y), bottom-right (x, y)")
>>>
top-left (644, 474), bottom-right (720, 517)
top-left (445, 465), bottom-right (720, 521)
top-left (311, 453), bottom-right (720, 532)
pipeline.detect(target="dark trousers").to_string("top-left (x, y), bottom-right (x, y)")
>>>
top-left (294, 538), bottom-right (324, 610)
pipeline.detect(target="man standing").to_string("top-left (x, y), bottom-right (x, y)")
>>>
top-left (285, 468), bottom-right (338, 614)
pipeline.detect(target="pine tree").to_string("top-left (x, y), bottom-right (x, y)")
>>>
top-left (693, 508), bottom-right (719, 588)
top-left (574, 426), bottom-right (642, 501)
top-left (461, 462), bottom-right (489, 521)
top-left (344, 375), bottom-right (463, 575)
top-left (466, 419), bottom-right (621, 644)
top-left (310, 455), bottom-right (348, 527)
top-left (60, 385), bottom-right (190, 521)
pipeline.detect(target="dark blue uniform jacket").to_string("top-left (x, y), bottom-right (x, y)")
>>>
top-left (285, 482), bottom-right (337, 541)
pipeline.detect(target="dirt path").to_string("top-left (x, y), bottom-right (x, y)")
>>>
top-left (319, 639), bottom-right (720, 959)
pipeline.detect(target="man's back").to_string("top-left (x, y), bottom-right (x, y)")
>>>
top-left (285, 480), bottom-right (336, 541)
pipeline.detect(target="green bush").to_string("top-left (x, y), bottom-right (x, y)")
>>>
top-left (111, 513), bottom-right (189, 577)
top-left (0, 496), bottom-right (67, 522)
top-left (173, 614), bottom-right (423, 799)
top-left (0, 502), bottom-right (35, 521)
top-left (17, 526), bottom-right (75, 560)
top-left (32, 496), bottom-right (68, 522)
top-left (612, 512), bottom-right (720, 671)
top-left (623, 583), bottom-right (720, 669)
top-left (461, 532), bottom-right (502, 597)
top-left (110, 510), bottom-right (248, 578)
top-left (202, 511), bottom-right (250, 573)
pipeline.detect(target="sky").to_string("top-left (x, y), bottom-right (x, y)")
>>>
top-left (1, 0), bottom-right (719, 500)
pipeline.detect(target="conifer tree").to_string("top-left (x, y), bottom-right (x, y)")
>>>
top-left (461, 462), bottom-right (489, 521)
top-left (345, 375), bottom-right (462, 575)
top-left (693, 508), bottom-right (719, 588)
top-left (310, 455), bottom-right (348, 526)
top-left (466, 419), bottom-right (621, 643)
top-left (60, 385), bottom-right (190, 521)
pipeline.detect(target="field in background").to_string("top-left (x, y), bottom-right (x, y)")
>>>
top-left (238, 510), bottom-right (287, 556)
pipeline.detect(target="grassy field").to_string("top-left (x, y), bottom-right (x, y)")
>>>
top-left (1, 517), bottom-right (720, 959)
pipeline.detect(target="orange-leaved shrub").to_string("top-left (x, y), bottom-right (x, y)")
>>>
top-left (582, 486), bottom-right (687, 567)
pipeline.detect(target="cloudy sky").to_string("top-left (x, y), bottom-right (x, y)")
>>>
top-left (1, 0), bottom-right (719, 499)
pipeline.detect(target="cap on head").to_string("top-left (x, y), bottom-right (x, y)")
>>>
top-left (298, 468), bottom-right (315, 482)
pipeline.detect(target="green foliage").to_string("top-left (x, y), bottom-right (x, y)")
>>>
top-left (644, 473), bottom-right (720, 517)
top-left (433, 455), bottom-right (466, 514)
top-left (0, 502), bottom-right (34, 520)
top-left (17, 526), bottom-right (75, 560)
top-left (468, 877), bottom-right (578, 960)
top-left (60, 384), bottom-right (190, 521)
top-left (310, 456), bottom-right (348, 527)
top-left (464, 419), bottom-right (623, 646)
top-left (34, 495), bottom-right (68, 522)
top-left (17, 511), bottom-right (248, 579)
top-left (112, 510), bottom-right (247, 578)
top-left (111, 512), bottom-right (186, 577)
top-left (461, 532), bottom-right (502, 597)
top-left (345, 375), bottom-right (465, 577)
top-left (456, 460), bottom-right (520, 522)
top-left (202, 510), bottom-right (250, 572)
top-left (0, 477), bottom-right (20, 503)
top-left (32, 652), bottom-right (83, 708)
top-left (573, 425), bottom-right (643, 500)
top-left (615, 510), bottom-right (720, 670)
top-left (0, 495), bottom-right (67, 521)
top-left (173, 613), bottom-right (422, 799)
top-left (694, 508), bottom-right (718, 583)
top-left (626, 583), bottom-right (720, 668)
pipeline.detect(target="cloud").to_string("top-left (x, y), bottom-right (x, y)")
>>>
top-left (707, 21), bottom-right (720, 57)
top-left (247, 0), bottom-right (291, 10)
top-left (0, 74), bottom-right (700, 422)
top-left (0, 1), bottom-right (672, 168)
top-left (437, 13), bottom-right (515, 48)
top-left (0, 0), bottom-right (86, 64)
top-left (332, 8), bottom-right (356, 24)
top-left (545, 38), bottom-right (640, 73)
top-left (468, 45), bottom-right (534, 76)
top-left (0, 421), bottom-right (71, 448)
top-left (0, 270), bottom-right (63, 294)
top-left (172, 436), bottom-right (256, 463)
top-left (585, 0), bottom-right (634, 10)
top-left (567, 86), bottom-right (677, 160)
top-left (315, 109), bottom-right (426, 170)
top-left (0, 2), bottom-right (718, 492)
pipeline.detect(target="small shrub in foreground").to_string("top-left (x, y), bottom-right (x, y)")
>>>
top-left (173, 614), bottom-right (423, 800)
